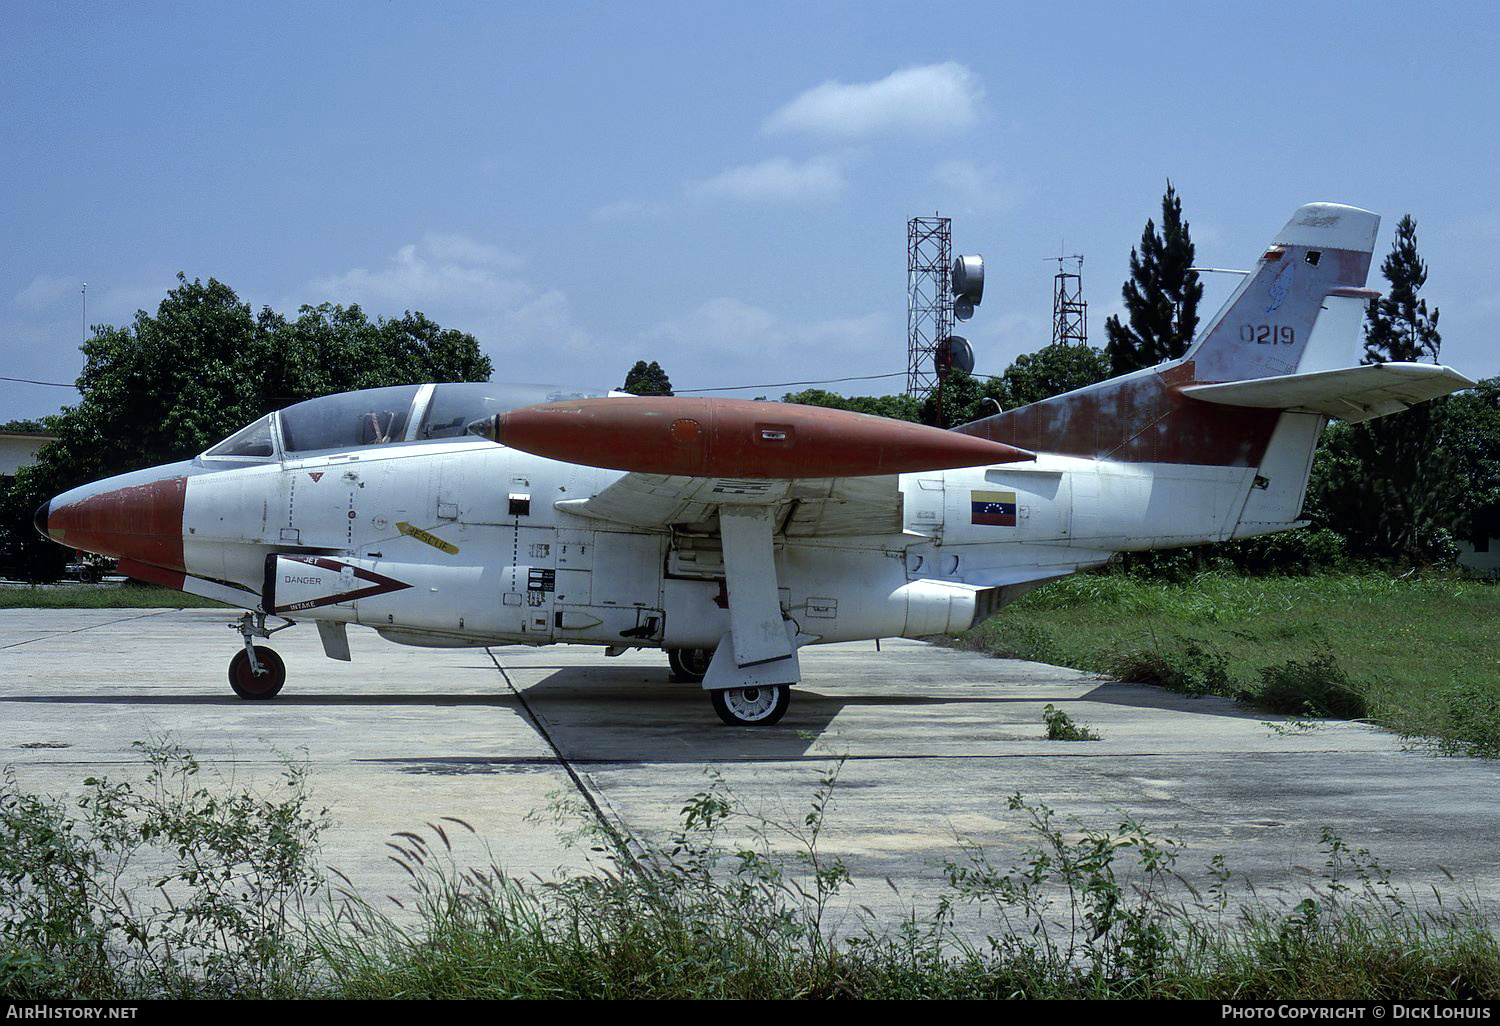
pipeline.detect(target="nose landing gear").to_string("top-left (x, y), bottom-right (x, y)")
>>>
top-left (229, 646), bottom-right (286, 698)
top-left (228, 611), bottom-right (295, 700)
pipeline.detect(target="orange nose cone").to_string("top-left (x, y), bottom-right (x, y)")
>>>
top-left (43, 473), bottom-right (188, 572)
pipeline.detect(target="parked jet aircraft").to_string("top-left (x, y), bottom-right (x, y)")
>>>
top-left (35, 204), bottom-right (1473, 724)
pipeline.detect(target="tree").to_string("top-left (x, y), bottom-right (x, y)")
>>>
top-left (781, 388), bottom-right (921, 422)
top-left (1363, 214), bottom-right (1441, 365)
top-left (621, 360), bottom-right (673, 396)
top-left (1307, 218), bottom-right (1462, 565)
top-left (1443, 378), bottom-right (1500, 548)
top-left (1103, 182), bottom-right (1203, 376)
top-left (998, 343), bottom-right (1111, 409)
top-left (780, 341), bottom-right (1111, 432)
top-left (918, 370), bottom-right (1008, 428)
top-left (0, 274), bottom-right (491, 581)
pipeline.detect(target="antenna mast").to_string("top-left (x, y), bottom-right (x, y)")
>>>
top-left (1047, 253), bottom-right (1087, 346)
top-left (906, 216), bottom-right (953, 399)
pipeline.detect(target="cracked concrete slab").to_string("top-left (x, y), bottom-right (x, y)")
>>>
top-left (2, 608), bottom-right (1495, 935)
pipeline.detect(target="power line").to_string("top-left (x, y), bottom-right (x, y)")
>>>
top-left (674, 371), bottom-right (907, 394)
top-left (0, 375), bottom-right (79, 389)
top-left (3, 368), bottom-right (962, 398)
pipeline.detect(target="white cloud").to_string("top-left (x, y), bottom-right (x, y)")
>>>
top-left (308, 234), bottom-right (530, 309)
top-left (688, 155), bottom-right (846, 203)
top-left (419, 233), bottom-right (520, 270)
top-left (929, 159), bottom-right (1019, 215)
top-left (643, 298), bottom-right (898, 391)
top-left (294, 232), bottom-right (594, 362)
top-left (590, 198), bottom-right (670, 221)
top-left (764, 62), bottom-right (983, 139)
top-left (13, 275), bottom-right (78, 311)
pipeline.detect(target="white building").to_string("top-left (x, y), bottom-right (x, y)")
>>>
top-left (1458, 536), bottom-right (1500, 579)
top-left (0, 430), bottom-right (57, 486)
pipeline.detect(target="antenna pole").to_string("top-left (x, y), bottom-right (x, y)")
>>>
top-left (906, 216), bottom-right (953, 400)
top-left (1047, 253), bottom-right (1087, 346)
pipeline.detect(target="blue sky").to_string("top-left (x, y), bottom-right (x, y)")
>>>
top-left (4, 1), bottom-right (1496, 423)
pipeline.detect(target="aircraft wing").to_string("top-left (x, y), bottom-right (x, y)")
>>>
top-left (475, 396), bottom-right (1032, 674)
top-left (555, 472), bottom-right (902, 536)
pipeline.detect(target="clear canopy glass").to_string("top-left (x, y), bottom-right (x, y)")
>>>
top-left (201, 382), bottom-right (610, 460)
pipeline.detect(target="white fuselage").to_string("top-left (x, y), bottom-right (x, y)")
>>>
top-left (178, 429), bottom-right (1292, 653)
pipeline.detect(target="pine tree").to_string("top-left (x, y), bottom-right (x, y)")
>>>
top-left (1103, 182), bottom-right (1204, 376)
top-left (1362, 214), bottom-right (1441, 364)
top-left (621, 360), bottom-right (674, 396)
top-left (1311, 215), bottom-right (1457, 565)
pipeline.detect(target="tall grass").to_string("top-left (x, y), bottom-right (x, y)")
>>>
top-left (959, 572), bottom-right (1500, 757)
top-left (3, 744), bottom-right (1496, 999)
top-left (0, 584), bottom-right (227, 609)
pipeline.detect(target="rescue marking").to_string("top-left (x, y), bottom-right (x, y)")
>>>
top-left (970, 490), bottom-right (1018, 527)
top-left (397, 520), bottom-right (460, 555)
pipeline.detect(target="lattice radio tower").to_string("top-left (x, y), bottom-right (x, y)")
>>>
top-left (1048, 253), bottom-right (1087, 346)
top-left (906, 216), bottom-right (953, 399)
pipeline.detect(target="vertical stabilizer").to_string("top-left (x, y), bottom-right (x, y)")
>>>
top-left (1187, 203), bottom-right (1380, 383)
top-left (959, 203), bottom-right (1384, 468)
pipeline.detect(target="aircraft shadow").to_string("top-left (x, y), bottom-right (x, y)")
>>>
top-left (0, 693), bottom-right (522, 708)
top-left (1074, 680), bottom-right (1276, 722)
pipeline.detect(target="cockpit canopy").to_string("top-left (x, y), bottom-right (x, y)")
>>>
top-left (202, 382), bottom-right (609, 462)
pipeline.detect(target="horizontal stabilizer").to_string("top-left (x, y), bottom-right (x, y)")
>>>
top-left (1179, 363), bottom-right (1473, 423)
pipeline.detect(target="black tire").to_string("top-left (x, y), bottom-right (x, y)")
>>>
top-left (667, 647), bottom-right (714, 683)
top-left (229, 646), bottom-right (286, 699)
top-left (710, 684), bottom-right (790, 726)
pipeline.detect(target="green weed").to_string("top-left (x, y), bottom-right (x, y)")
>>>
top-left (0, 740), bottom-right (327, 998)
top-left (1042, 704), bottom-right (1100, 741)
top-left (4, 745), bottom-right (1498, 999)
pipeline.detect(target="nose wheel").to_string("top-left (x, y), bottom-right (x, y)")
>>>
top-left (229, 646), bottom-right (286, 699)
top-left (710, 684), bottom-right (791, 726)
top-left (228, 611), bottom-right (295, 700)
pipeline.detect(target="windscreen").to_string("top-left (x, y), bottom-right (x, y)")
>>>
top-left (203, 415), bottom-right (276, 459)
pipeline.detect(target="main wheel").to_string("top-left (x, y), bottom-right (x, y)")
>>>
top-left (667, 647), bottom-right (714, 683)
top-left (228, 646), bottom-right (286, 699)
top-left (710, 684), bottom-right (791, 726)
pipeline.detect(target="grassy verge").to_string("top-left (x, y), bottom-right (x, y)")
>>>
top-left (0, 584), bottom-right (228, 609)
top-left (2, 744), bottom-right (1497, 999)
top-left (958, 572), bottom-right (1500, 757)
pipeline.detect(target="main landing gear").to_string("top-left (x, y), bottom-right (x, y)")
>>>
top-left (710, 684), bottom-right (791, 727)
top-left (228, 611), bottom-right (295, 700)
top-left (667, 647), bottom-right (794, 726)
top-left (667, 647), bottom-right (713, 683)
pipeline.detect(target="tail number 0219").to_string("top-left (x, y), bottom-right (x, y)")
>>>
top-left (1240, 324), bottom-right (1295, 345)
